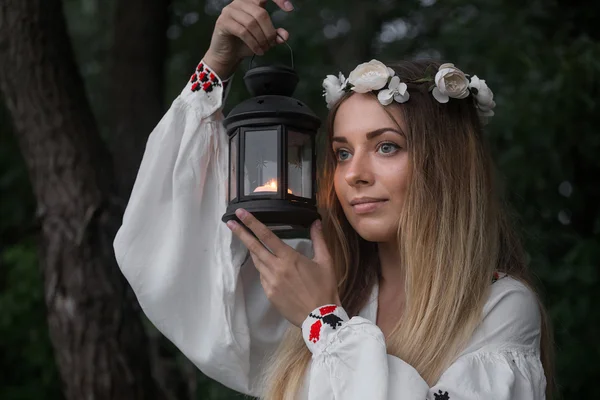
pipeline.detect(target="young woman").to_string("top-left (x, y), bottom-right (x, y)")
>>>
top-left (113, 0), bottom-right (554, 398)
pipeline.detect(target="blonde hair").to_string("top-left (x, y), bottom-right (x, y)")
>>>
top-left (256, 60), bottom-right (555, 399)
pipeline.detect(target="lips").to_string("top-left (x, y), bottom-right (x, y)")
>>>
top-left (351, 200), bottom-right (388, 214)
top-left (350, 198), bottom-right (387, 206)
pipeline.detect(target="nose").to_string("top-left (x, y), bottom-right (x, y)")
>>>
top-left (344, 150), bottom-right (374, 187)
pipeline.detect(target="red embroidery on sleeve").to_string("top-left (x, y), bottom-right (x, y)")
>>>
top-left (319, 305), bottom-right (338, 315)
top-left (190, 62), bottom-right (223, 93)
top-left (308, 320), bottom-right (323, 343)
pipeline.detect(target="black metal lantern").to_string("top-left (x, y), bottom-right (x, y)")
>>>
top-left (221, 53), bottom-right (321, 237)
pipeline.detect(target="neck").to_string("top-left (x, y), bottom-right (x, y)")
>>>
top-left (377, 240), bottom-right (405, 292)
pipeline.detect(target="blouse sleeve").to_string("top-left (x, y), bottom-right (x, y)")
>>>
top-left (300, 278), bottom-right (546, 399)
top-left (113, 60), bottom-right (315, 397)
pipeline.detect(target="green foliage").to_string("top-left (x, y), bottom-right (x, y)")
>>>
top-left (1, 0), bottom-right (598, 398)
top-left (0, 243), bottom-right (64, 399)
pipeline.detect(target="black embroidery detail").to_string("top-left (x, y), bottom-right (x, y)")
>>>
top-left (308, 312), bottom-right (344, 330)
top-left (322, 313), bottom-right (344, 329)
top-left (433, 390), bottom-right (450, 400)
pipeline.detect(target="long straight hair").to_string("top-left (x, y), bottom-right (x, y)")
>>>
top-left (256, 60), bottom-right (555, 399)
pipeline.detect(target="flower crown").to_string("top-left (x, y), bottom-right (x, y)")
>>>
top-left (322, 59), bottom-right (496, 123)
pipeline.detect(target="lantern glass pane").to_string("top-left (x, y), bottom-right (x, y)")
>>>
top-left (287, 130), bottom-right (312, 198)
top-left (229, 132), bottom-right (238, 201)
top-left (244, 129), bottom-right (279, 196)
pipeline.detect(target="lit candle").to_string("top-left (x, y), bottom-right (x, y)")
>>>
top-left (253, 178), bottom-right (292, 194)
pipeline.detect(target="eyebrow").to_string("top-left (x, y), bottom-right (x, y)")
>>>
top-left (331, 128), bottom-right (405, 144)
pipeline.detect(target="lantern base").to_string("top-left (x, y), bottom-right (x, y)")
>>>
top-left (222, 199), bottom-right (320, 239)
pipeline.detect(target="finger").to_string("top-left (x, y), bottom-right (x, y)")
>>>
top-left (235, 208), bottom-right (290, 257)
top-left (275, 28), bottom-right (289, 44)
top-left (227, 218), bottom-right (278, 265)
top-left (221, 7), bottom-right (264, 55)
top-left (233, 0), bottom-right (277, 47)
top-left (250, 253), bottom-right (276, 286)
top-left (270, 0), bottom-right (294, 12)
top-left (246, 0), bottom-right (294, 12)
top-left (228, 3), bottom-right (270, 52)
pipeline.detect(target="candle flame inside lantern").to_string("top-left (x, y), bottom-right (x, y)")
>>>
top-left (253, 178), bottom-right (292, 194)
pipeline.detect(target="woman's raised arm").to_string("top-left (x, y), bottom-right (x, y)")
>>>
top-left (113, 0), bottom-right (301, 396)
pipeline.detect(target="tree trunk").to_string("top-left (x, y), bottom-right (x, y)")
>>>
top-left (326, 3), bottom-right (378, 71)
top-left (109, 0), bottom-right (171, 199)
top-left (0, 1), bottom-right (164, 399)
top-left (108, 1), bottom-right (200, 398)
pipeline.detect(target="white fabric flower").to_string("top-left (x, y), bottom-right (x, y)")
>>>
top-left (321, 60), bottom-right (496, 123)
top-left (469, 75), bottom-right (496, 117)
top-left (432, 63), bottom-right (470, 103)
top-left (322, 72), bottom-right (347, 109)
top-left (347, 59), bottom-right (392, 94)
top-left (377, 76), bottom-right (410, 105)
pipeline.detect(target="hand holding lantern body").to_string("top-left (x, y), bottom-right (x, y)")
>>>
top-left (226, 209), bottom-right (341, 328)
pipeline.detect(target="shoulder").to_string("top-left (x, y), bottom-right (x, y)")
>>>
top-left (461, 275), bottom-right (542, 355)
top-left (484, 275), bottom-right (541, 328)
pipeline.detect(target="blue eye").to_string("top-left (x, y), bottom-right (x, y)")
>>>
top-left (378, 143), bottom-right (398, 154)
top-left (333, 142), bottom-right (400, 162)
top-left (335, 149), bottom-right (350, 161)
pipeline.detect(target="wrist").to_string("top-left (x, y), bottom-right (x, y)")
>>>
top-left (202, 51), bottom-right (240, 81)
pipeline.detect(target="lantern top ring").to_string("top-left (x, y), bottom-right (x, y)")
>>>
top-left (248, 33), bottom-right (294, 70)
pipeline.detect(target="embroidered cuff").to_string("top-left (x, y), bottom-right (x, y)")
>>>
top-left (190, 61), bottom-right (223, 93)
top-left (301, 304), bottom-right (350, 355)
top-left (180, 59), bottom-right (230, 116)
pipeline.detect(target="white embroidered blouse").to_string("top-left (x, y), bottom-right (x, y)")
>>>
top-left (113, 60), bottom-right (547, 400)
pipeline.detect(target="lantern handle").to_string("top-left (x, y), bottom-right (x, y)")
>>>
top-left (248, 33), bottom-right (294, 70)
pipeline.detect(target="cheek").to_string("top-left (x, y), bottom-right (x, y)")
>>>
top-left (333, 171), bottom-right (345, 208)
top-left (393, 168), bottom-right (409, 194)
top-left (383, 160), bottom-right (410, 208)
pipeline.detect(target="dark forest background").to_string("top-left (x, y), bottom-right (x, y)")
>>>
top-left (0, 0), bottom-right (598, 399)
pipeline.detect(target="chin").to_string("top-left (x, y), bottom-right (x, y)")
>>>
top-left (348, 217), bottom-right (397, 243)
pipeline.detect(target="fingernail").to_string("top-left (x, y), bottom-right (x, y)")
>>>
top-left (284, 1), bottom-right (293, 11)
top-left (226, 220), bottom-right (237, 230)
top-left (235, 208), bottom-right (248, 219)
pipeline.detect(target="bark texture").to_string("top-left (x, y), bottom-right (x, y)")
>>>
top-left (0, 1), bottom-right (164, 398)
top-left (109, 0), bottom-right (171, 198)
top-left (109, 1), bottom-right (200, 398)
